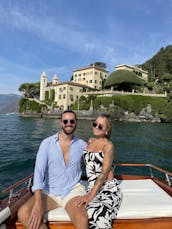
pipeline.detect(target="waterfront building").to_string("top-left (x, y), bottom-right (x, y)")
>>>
top-left (72, 63), bottom-right (108, 89)
top-left (40, 68), bottom-right (96, 110)
top-left (39, 63), bottom-right (149, 110)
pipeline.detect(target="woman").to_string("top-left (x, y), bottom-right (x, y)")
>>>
top-left (75, 114), bottom-right (122, 229)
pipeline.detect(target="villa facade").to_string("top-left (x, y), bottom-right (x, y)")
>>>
top-left (72, 64), bottom-right (108, 89)
top-left (40, 63), bottom-right (108, 110)
top-left (40, 63), bottom-right (149, 110)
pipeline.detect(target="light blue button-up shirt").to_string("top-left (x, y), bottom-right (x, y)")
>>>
top-left (32, 132), bottom-right (87, 198)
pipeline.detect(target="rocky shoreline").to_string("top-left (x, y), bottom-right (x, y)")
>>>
top-left (19, 104), bottom-right (163, 123)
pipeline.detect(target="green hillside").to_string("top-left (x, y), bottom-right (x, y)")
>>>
top-left (139, 45), bottom-right (172, 97)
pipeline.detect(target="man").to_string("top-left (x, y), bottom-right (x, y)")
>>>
top-left (18, 110), bottom-right (88, 229)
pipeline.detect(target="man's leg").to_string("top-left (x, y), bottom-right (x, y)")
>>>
top-left (65, 197), bottom-right (88, 229)
top-left (17, 193), bottom-right (58, 229)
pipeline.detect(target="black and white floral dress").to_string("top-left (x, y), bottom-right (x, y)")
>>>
top-left (83, 150), bottom-right (122, 229)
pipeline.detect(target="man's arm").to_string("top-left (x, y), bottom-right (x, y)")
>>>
top-left (32, 139), bottom-right (48, 192)
top-left (30, 139), bottom-right (49, 228)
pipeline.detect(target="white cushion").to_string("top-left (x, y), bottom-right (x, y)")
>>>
top-left (45, 179), bottom-right (172, 221)
top-left (45, 207), bottom-right (70, 221)
top-left (0, 207), bottom-right (11, 224)
top-left (117, 179), bottom-right (172, 219)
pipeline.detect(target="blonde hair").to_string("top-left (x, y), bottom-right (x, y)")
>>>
top-left (98, 113), bottom-right (112, 139)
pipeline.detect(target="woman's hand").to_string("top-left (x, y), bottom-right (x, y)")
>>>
top-left (74, 194), bottom-right (92, 207)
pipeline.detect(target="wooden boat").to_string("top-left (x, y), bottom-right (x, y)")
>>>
top-left (0, 163), bottom-right (172, 229)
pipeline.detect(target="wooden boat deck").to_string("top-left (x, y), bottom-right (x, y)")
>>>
top-left (1, 164), bottom-right (172, 229)
top-left (15, 218), bottom-right (172, 229)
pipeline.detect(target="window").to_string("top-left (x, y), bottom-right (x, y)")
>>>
top-left (70, 95), bottom-right (74, 101)
top-left (63, 94), bottom-right (66, 99)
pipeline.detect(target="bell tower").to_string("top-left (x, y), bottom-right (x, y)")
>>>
top-left (52, 74), bottom-right (59, 85)
top-left (40, 72), bottom-right (47, 101)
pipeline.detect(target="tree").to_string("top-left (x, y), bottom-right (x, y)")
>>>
top-left (90, 62), bottom-right (107, 69)
top-left (18, 82), bottom-right (40, 98)
top-left (140, 45), bottom-right (172, 81)
top-left (159, 73), bottom-right (172, 83)
top-left (50, 89), bottom-right (55, 102)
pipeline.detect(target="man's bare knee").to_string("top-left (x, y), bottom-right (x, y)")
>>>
top-left (18, 203), bottom-right (30, 222)
top-left (17, 197), bottom-right (34, 224)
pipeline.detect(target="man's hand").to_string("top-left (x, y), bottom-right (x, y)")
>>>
top-left (28, 201), bottom-right (43, 229)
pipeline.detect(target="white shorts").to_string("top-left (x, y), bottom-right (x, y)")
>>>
top-left (43, 183), bottom-right (86, 208)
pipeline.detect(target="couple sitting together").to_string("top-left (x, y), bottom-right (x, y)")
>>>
top-left (18, 110), bottom-right (122, 229)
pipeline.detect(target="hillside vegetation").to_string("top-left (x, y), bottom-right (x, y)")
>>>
top-left (71, 94), bottom-right (172, 122)
top-left (140, 45), bottom-right (172, 96)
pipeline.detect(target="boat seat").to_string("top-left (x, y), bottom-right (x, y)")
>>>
top-left (45, 179), bottom-right (172, 221)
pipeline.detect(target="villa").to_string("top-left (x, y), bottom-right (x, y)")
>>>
top-left (40, 63), bottom-right (148, 110)
top-left (40, 63), bottom-right (108, 110)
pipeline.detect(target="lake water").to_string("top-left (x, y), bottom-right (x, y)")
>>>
top-left (0, 114), bottom-right (172, 192)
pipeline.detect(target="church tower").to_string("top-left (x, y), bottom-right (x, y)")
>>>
top-left (40, 72), bottom-right (47, 101)
top-left (52, 74), bottom-right (59, 85)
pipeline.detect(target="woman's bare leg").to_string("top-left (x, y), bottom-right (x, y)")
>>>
top-left (65, 197), bottom-right (88, 229)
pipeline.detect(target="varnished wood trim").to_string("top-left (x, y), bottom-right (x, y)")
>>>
top-left (2, 174), bottom-right (33, 193)
top-left (15, 217), bottom-right (172, 229)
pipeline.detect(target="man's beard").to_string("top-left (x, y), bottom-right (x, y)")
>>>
top-left (62, 125), bottom-right (76, 135)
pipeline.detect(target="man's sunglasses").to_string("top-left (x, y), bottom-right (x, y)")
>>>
top-left (63, 119), bottom-right (76, 125)
top-left (92, 122), bottom-right (104, 130)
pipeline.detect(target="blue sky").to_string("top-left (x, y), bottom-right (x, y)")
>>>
top-left (0, 0), bottom-right (172, 94)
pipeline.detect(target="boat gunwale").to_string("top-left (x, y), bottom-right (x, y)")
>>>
top-left (1, 163), bottom-right (172, 194)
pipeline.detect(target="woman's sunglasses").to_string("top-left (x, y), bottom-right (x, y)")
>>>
top-left (92, 122), bottom-right (104, 130)
top-left (63, 119), bottom-right (76, 125)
